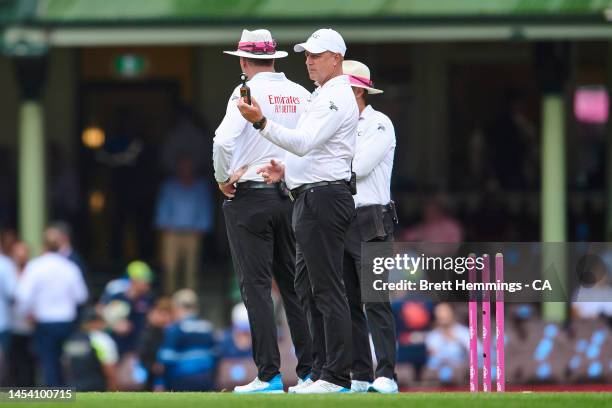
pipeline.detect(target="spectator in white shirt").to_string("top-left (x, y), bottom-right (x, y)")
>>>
top-left (0, 251), bottom-right (17, 384)
top-left (426, 303), bottom-right (472, 366)
top-left (15, 227), bottom-right (88, 386)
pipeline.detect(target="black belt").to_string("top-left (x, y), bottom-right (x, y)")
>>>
top-left (290, 180), bottom-right (349, 199)
top-left (358, 203), bottom-right (393, 213)
top-left (357, 202), bottom-right (398, 224)
top-left (236, 181), bottom-right (278, 190)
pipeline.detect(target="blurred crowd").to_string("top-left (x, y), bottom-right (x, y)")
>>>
top-left (1, 220), bottom-right (611, 391)
top-left (0, 224), bottom-right (263, 391)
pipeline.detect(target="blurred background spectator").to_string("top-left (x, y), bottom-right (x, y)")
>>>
top-left (392, 298), bottom-right (434, 382)
top-left (424, 303), bottom-right (474, 385)
top-left (63, 307), bottom-right (119, 391)
top-left (47, 221), bottom-right (88, 285)
top-left (215, 303), bottom-right (256, 390)
top-left (99, 260), bottom-right (154, 357)
top-left (15, 227), bottom-right (88, 386)
top-left (155, 156), bottom-right (213, 295)
top-left (156, 289), bottom-right (216, 391)
top-left (7, 241), bottom-right (35, 387)
top-left (0, 245), bottom-right (16, 384)
top-left (0, 230), bottom-right (17, 257)
top-left (137, 296), bottom-right (173, 390)
top-left (402, 197), bottom-right (463, 244)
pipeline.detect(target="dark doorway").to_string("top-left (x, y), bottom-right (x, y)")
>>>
top-left (78, 81), bottom-right (179, 283)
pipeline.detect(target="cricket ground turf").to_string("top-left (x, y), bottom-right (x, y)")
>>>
top-left (3, 392), bottom-right (611, 408)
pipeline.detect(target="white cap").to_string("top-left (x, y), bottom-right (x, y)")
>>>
top-left (294, 28), bottom-right (347, 56)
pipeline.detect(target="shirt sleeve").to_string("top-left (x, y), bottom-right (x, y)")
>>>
top-left (213, 88), bottom-right (248, 182)
top-left (260, 92), bottom-right (346, 157)
top-left (353, 116), bottom-right (395, 179)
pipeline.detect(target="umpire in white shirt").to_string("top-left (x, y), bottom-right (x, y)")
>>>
top-left (213, 29), bottom-right (313, 393)
top-left (342, 60), bottom-right (399, 394)
top-left (238, 29), bottom-right (358, 393)
top-left (15, 227), bottom-right (88, 386)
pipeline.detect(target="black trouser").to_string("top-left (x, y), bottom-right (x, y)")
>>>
top-left (222, 187), bottom-right (312, 381)
top-left (293, 184), bottom-right (355, 389)
top-left (343, 210), bottom-right (397, 381)
top-left (7, 333), bottom-right (36, 387)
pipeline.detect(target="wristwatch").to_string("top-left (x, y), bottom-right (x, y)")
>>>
top-left (253, 116), bottom-right (267, 130)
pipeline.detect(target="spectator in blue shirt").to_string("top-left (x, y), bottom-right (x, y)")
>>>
top-left (102, 261), bottom-right (154, 356)
top-left (156, 289), bottom-right (217, 391)
top-left (155, 157), bottom-right (213, 295)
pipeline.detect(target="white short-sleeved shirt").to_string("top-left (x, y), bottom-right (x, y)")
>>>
top-left (213, 72), bottom-right (310, 183)
top-left (353, 105), bottom-right (396, 208)
top-left (260, 75), bottom-right (359, 190)
top-left (15, 253), bottom-right (88, 323)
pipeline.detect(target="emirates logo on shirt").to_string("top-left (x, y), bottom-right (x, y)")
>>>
top-left (268, 95), bottom-right (300, 113)
top-left (329, 101), bottom-right (338, 111)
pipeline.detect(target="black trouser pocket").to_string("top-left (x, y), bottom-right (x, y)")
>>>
top-left (356, 205), bottom-right (386, 242)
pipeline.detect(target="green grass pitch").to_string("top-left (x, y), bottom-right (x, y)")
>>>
top-left (4, 392), bottom-right (611, 408)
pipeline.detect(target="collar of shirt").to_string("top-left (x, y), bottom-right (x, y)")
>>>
top-left (317, 74), bottom-right (350, 91)
top-left (248, 71), bottom-right (287, 83)
top-left (359, 105), bottom-right (375, 121)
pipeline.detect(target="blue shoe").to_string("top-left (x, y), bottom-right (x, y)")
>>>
top-left (234, 374), bottom-right (284, 393)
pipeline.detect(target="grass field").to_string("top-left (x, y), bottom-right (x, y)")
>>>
top-left (3, 392), bottom-right (611, 408)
